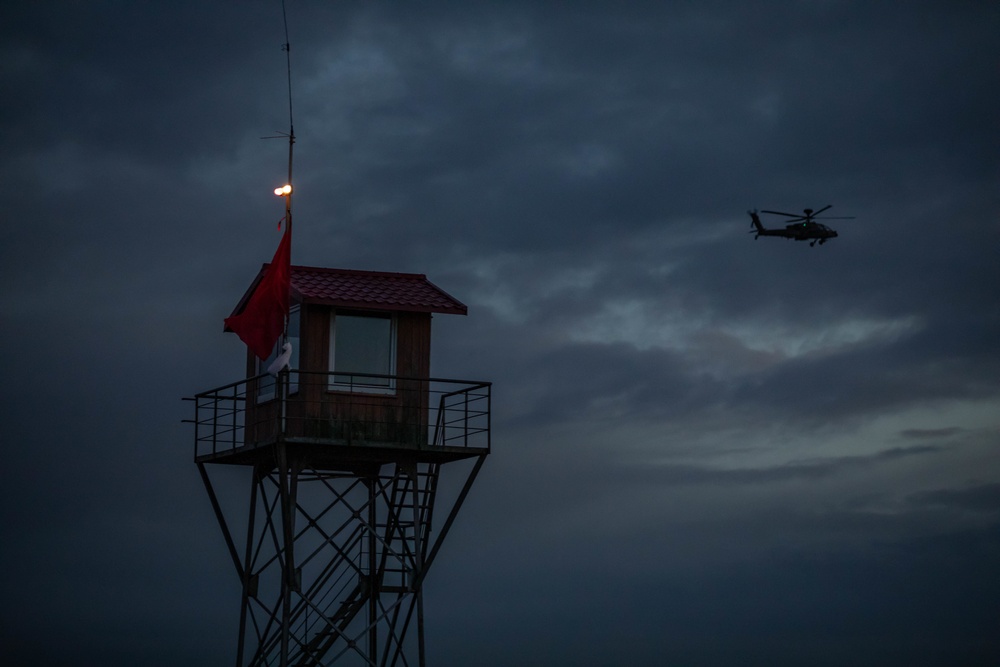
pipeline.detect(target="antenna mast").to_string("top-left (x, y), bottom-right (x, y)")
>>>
top-left (281, 0), bottom-right (295, 235)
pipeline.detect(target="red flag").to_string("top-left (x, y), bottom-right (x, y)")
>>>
top-left (224, 228), bottom-right (291, 360)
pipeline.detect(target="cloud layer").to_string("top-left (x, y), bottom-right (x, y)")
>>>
top-left (1, 2), bottom-right (998, 665)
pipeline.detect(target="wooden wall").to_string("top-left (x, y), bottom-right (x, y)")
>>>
top-left (245, 304), bottom-right (434, 448)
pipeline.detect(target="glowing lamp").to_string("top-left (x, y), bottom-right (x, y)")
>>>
top-left (274, 184), bottom-right (292, 196)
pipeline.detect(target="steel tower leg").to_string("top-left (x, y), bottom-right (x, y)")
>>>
top-left (276, 444), bottom-right (298, 667)
top-left (237, 466), bottom-right (261, 667)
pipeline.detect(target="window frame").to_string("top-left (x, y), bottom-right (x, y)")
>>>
top-left (327, 309), bottom-right (397, 394)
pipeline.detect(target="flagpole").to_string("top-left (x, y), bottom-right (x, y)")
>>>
top-left (277, 8), bottom-right (296, 660)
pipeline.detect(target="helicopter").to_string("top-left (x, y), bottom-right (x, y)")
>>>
top-left (748, 205), bottom-right (854, 246)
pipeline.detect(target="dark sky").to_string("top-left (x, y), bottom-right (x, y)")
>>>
top-left (2, 1), bottom-right (999, 665)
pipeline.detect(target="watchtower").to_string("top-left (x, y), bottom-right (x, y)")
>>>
top-left (189, 264), bottom-right (491, 666)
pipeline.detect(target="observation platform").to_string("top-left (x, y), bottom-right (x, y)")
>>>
top-left (187, 370), bottom-right (491, 471)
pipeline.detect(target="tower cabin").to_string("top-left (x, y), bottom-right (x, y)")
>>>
top-left (193, 265), bottom-right (490, 470)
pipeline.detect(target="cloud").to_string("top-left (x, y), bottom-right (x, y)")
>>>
top-left (907, 482), bottom-right (1000, 514)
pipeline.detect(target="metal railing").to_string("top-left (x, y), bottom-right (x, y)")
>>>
top-left (188, 370), bottom-right (491, 461)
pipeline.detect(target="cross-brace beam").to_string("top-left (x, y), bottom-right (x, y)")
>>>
top-left (198, 446), bottom-right (487, 667)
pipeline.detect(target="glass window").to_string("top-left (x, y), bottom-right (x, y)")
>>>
top-left (329, 311), bottom-right (395, 391)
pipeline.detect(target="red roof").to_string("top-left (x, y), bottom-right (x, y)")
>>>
top-left (228, 265), bottom-right (468, 318)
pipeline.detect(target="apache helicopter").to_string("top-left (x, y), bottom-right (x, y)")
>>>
top-left (748, 205), bottom-right (853, 246)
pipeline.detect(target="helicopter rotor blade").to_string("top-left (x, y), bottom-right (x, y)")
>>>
top-left (815, 216), bottom-right (855, 220)
top-left (760, 210), bottom-right (800, 218)
top-left (812, 204), bottom-right (833, 216)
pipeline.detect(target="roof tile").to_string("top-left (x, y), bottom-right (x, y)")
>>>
top-left (231, 265), bottom-right (467, 316)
